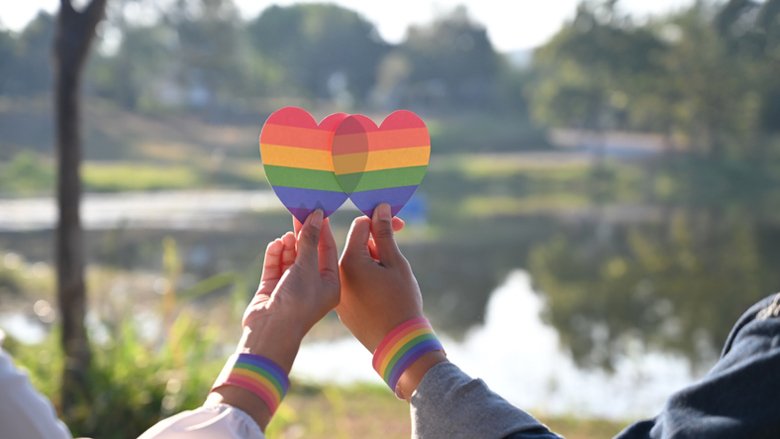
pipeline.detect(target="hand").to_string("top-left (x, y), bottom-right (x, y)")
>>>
top-left (337, 204), bottom-right (446, 399)
top-left (208, 209), bottom-right (340, 428)
top-left (241, 210), bottom-right (340, 353)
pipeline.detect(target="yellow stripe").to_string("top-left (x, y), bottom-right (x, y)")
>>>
top-left (333, 146), bottom-right (430, 175)
top-left (378, 327), bottom-right (430, 373)
top-left (261, 144), bottom-right (334, 171)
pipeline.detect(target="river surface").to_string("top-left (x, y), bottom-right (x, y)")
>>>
top-left (295, 271), bottom-right (695, 420)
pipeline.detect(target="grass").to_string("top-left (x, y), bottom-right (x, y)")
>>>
top-left (83, 162), bottom-right (203, 192)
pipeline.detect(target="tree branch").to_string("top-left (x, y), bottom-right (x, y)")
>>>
top-left (60, 0), bottom-right (76, 18)
top-left (85, 0), bottom-right (109, 23)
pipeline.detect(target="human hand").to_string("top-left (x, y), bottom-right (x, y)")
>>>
top-left (337, 204), bottom-right (446, 399)
top-left (208, 210), bottom-right (340, 428)
top-left (239, 209), bottom-right (340, 371)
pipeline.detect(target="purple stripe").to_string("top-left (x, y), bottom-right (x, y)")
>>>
top-left (237, 354), bottom-right (290, 389)
top-left (349, 185), bottom-right (419, 217)
top-left (386, 339), bottom-right (444, 390)
top-left (272, 186), bottom-right (348, 222)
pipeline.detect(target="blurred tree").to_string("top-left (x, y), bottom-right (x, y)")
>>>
top-left (0, 29), bottom-right (16, 93)
top-left (529, 0), bottom-right (780, 159)
top-left (396, 6), bottom-right (501, 108)
top-left (530, 1), bottom-right (667, 132)
top-left (0, 12), bottom-right (56, 95)
top-left (247, 3), bottom-right (388, 103)
top-left (163, 0), bottom-right (248, 109)
top-left (89, 24), bottom-right (173, 109)
top-left (54, 0), bottom-right (107, 416)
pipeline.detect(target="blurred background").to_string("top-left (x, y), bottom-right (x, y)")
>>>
top-left (1, 0), bottom-right (780, 437)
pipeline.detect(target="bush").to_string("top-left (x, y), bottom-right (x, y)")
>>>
top-left (7, 314), bottom-right (224, 438)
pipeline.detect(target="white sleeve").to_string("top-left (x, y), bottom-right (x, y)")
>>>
top-left (0, 348), bottom-right (72, 439)
top-left (137, 404), bottom-right (264, 439)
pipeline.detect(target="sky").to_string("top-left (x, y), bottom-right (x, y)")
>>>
top-left (1, 0), bottom-right (694, 52)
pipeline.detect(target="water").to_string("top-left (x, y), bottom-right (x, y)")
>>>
top-left (0, 190), bottom-right (281, 231)
top-left (295, 271), bottom-right (696, 420)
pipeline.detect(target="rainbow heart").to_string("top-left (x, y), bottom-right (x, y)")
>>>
top-left (332, 111), bottom-right (430, 217)
top-left (259, 107), bottom-right (349, 223)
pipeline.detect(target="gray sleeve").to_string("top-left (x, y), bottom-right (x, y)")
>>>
top-left (410, 362), bottom-right (560, 439)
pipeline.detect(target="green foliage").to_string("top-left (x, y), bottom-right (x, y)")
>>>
top-left (0, 151), bottom-right (54, 195)
top-left (397, 6), bottom-right (501, 107)
top-left (6, 315), bottom-right (224, 438)
top-left (529, 0), bottom-right (780, 159)
top-left (247, 3), bottom-right (388, 103)
top-left (0, 11), bottom-right (55, 96)
top-left (82, 162), bottom-right (202, 192)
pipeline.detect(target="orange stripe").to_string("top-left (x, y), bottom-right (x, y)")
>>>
top-left (260, 124), bottom-right (333, 150)
top-left (333, 146), bottom-right (430, 174)
top-left (376, 327), bottom-right (431, 373)
top-left (333, 128), bottom-right (430, 155)
top-left (261, 144), bottom-right (334, 171)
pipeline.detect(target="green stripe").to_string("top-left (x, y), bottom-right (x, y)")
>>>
top-left (264, 165), bottom-right (342, 192)
top-left (337, 166), bottom-right (428, 193)
top-left (236, 364), bottom-right (285, 396)
top-left (382, 333), bottom-right (437, 383)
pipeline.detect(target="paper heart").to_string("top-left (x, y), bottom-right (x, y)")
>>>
top-left (332, 111), bottom-right (430, 217)
top-left (259, 107), bottom-right (348, 223)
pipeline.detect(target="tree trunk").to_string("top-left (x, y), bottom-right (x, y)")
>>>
top-left (54, 0), bottom-right (107, 416)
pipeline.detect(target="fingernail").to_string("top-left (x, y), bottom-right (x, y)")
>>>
top-left (377, 203), bottom-right (391, 221)
top-left (310, 209), bottom-right (323, 228)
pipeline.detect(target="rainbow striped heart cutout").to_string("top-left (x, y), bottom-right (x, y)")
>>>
top-left (331, 111), bottom-right (430, 218)
top-left (259, 107), bottom-right (349, 223)
top-left (259, 107), bottom-right (430, 220)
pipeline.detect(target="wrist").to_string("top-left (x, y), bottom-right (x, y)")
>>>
top-left (395, 351), bottom-right (447, 400)
top-left (371, 316), bottom-right (445, 398)
top-left (240, 314), bottom-right (303, 373)
top-left (208, 353), bottom-right (290, 431)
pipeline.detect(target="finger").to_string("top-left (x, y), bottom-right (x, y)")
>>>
top-left (392, 217), bottom-right (405, 232)
top-left (293, 215), bottom-right (303, 236)
top-left (367, 236), bottom-right (379, 261)
top-left (342, 216), bottom-right (371, 260)
top-left (370, 203), bottom-right (402, 266)
top-left (281, 231), bottom-right (296, 271)
top-left (318, 218), bottom-right (339, 278)
top-left (261, 238), bottom-right (284, 282)
top-left (296, 209), bottom-right (323, 267)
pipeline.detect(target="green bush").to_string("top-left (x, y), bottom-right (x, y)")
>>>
top-left (0, 151), bottom-right (54, 195)
top-left (7, 314), bottom-right (224, 438)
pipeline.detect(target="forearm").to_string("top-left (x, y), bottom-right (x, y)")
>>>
top-left (410, 362), bottom-right (560, 439)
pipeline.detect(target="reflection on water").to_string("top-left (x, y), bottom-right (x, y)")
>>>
top-left (295, 271), bottom-right (696, 420)
top-left (528, 209), bottom-right (780, 370)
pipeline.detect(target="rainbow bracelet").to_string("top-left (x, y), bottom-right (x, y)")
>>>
top-left (372, 316), bottom-right (444, 394)
top-left (211, 353), bottom-right (290, 414)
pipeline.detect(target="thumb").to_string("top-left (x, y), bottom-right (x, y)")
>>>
top-left (370, 203), bottom-right (402, 266)
top-left (342, 216), bottom-right (371, 260)
top-left (296, 209), bottom-right (323, 267)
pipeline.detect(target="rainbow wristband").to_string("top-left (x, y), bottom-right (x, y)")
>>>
top-left (372, 316), bottom-right (444, 394)
top-left (211, 353), bottom-right (289, 414)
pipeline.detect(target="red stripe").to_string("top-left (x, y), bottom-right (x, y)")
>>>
top-left (333, 128), bottom-right (429, 155)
